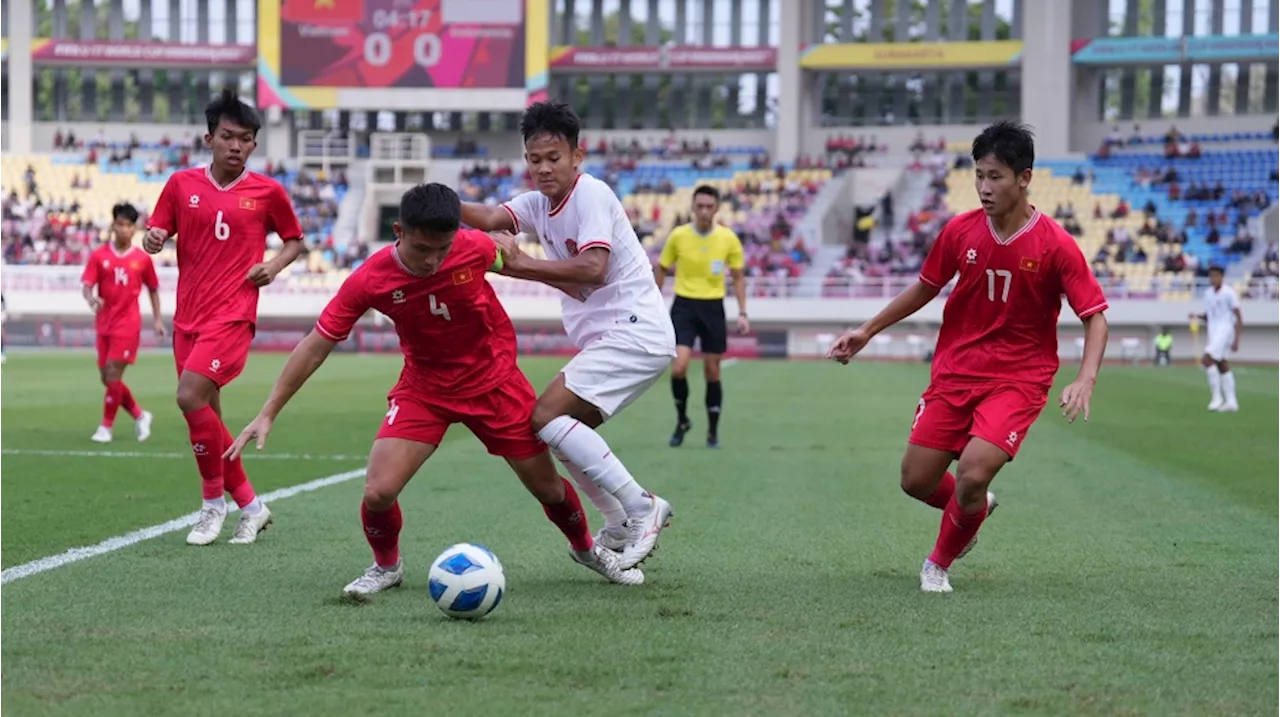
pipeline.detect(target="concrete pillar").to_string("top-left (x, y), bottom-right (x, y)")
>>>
top-left (775, 0), bottom-right (807, 162)
top-left (6, 0), bottom-right (35, 153)
top-left (1236, 0), bottom-right (1252, 115)
top-left (1148, 0), bottom-right (1167, 118)
top-left (1020, 0), bottom-right (1072, 156)
top-left (1205, 0), bottom-right (1224, 116)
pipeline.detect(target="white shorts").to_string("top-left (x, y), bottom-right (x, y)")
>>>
top-left (561, 337), bottom-right (672, 420)
top-left (1204, 327), bottom-right (1235, 362)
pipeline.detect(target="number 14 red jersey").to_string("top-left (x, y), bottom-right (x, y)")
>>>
top-left (919, 208), bottom-right (1108, 388)
top-left (147, 167), bottom-right (302, 332)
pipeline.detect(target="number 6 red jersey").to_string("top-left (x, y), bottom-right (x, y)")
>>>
top-left (147, 167), bottom-right (303, 332)
top-left (919, 208), bottom-right (1108, 388)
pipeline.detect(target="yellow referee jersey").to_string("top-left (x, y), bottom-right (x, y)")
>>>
top-left (658, 223), bottom-right (745, 300)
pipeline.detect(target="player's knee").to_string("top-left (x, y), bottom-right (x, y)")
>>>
top-left (899, 463), bottom-right (935, 500)
top-left (175, 385), bottom-right (207, 413)
top-left (954, 463), bottom-right (996, 504)
top-left (530, 404), bottom-right (560, 434)
top-left (103, 366), bottom-right (123, 383)
top-left (1218, 360), bottom-right (1231, 373)
top-left (361, 481), bottom-right (399, 512)
top-left (703, 363), bottom-right (721, 382)
top-left (671, 358), bottom-right (690, 378)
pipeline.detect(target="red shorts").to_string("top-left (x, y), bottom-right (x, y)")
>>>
top-left (908, 382), bottom-right (1049, 459)
top-left (173, 322), bottom-right (254, 388)
top-left (96, 333), bottom-right (140, 368)
top-left (376, 369), bottom-right (545, 460)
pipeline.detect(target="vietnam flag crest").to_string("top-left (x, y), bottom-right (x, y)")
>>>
top-left (282, 0), bottom-right (364, 24)
top-left (452, 267), bottom-right (474, 285)
top-left (1018, 256), bottom-right (1040, 273)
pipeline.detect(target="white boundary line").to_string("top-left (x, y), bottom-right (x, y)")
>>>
top-left (0, 467), bottom-right (367, 584)
top-left (2, 449), bottom-right (367, 461)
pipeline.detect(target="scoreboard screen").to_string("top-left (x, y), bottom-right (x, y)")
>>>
top-left (279, 0), bottom-right (525, 89)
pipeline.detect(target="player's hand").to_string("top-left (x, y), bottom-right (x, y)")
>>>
top-left (153, 319), bottom-right (167, 338)
top-left (736, 314), bottom-right (751, 335)
top-left (827, 328), bottom-right (871, 364)
top-left (1059, 379), bottom-right (1095, 423)
top-left (1231, 337), bottom-right (1239, 352)
top-left (143, 227), bottom-right (169, 254)
top-left (245, 263), bottom-right (278, 287)
top-left (86, 297), bottom-right (104, 313)
top-left (491, 232), bottom-right (525, 267)
top-left (225, 414), bottom-right (273, 460)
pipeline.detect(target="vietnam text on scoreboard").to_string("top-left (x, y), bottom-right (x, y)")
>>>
top-left (257, 0), bottom-right (542, 112)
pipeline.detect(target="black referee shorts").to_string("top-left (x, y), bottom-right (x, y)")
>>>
top-left (671, 296), bottom-right (728, 355)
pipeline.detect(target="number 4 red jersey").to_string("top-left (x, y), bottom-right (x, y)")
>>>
top-left (316, 229), bottom-right (518, 399)
top-left (919, 208), bottom-right (1108, 388)
top-left (81, 244), bottom-right (159, 337)
top-left (147, 167), bottom-right (303, 332)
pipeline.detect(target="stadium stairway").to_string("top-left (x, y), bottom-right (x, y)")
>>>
top-left (332, 161), bottom-right (366, 248)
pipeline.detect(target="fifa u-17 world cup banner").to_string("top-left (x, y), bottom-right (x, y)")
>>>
top-left (27, 39), bottom-right (256, 68)
top-left (279, 0), bottom-right (525, 88)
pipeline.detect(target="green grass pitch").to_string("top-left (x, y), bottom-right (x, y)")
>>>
top-left (1, 352), bottom-right (1276, 716)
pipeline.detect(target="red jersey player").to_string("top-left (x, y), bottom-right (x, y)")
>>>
top-left (827, 121), bottom-right (1109, 593)
top-left (81, 202), bottom-right (163, 444)
top-left (144, 90), bottom-right (305, 547)
top-left (224, 183), bottom-right (644, 595)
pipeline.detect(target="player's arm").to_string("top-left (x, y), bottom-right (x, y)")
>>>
top-left (1057, 241), bottom-right (1111, 423)
top-left (143, 258), bottom-right (165, 335)
top-left (462, 202), bottom-right (516, 233)
top-left (499, 183), bottom-right (614, 286)
top-left (726, 231), bottom-right (749, 332)
top-left (249, 184), bottom-right (307, 286)
top-left (655, 230), bottom-right (679, 289)
top-left (1231, 291), bottom-right (1243, 351)
top-left (144, 176), bottom-right (179, 253)
top-left (80, 260), bottom-right (103, 312)
top-left (225, 274), bottom-right (369, 459)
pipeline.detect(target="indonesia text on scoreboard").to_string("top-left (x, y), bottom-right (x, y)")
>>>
top-left (258, 0), bottom-right (540, 110)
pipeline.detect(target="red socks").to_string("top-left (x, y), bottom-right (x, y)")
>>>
top-left (362, 501), bottom-right (403, 568)
top-left (542, 478), bottom-right (593, 552)
top-left (928, 495), bottom-right (988, 569)
top-left (183, 405), bottom-right (225, 500)
top-left (219, 424), bottom-right (258, 508)
top-left (103, 381), bottom-right (124, 428)
top-left (922, 471), bottom-right (956, 509)
top-left (119, 383), bottom-right (143, 419)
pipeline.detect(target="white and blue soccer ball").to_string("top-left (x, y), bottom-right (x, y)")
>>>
top-left (427, 543), bottom-right (506, 620)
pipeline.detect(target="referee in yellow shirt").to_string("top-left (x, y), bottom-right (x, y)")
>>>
top-left (655, 185), bottom-right (749, 448)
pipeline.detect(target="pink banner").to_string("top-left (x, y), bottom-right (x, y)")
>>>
top-left (550, 45), bottom-right (777, 73)
top-left (30, 40), bottom-right (256, 68)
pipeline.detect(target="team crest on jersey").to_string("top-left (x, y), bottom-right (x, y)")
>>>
top-left (239, 198), bottom-right (257, 211)
top-left (130, 262), bottom-right (141, 270)
top-left (452, 267), bottom-right (474, 285)
top-left (1019, 257), bottom-right (1040, 273)
top-left (564, 239), bottom-right (580, 257)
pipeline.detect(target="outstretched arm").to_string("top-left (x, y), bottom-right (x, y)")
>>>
top-left (827, 280), bottom-right (941, 363)
top-left (501, 243), bottom-right (610, 286)
top-left (1060, 311), bottom-right (1109, 423)
top-left (224, 331), bottom-right (338, 458)
top-left (463, 202), bottom-right (516, 233)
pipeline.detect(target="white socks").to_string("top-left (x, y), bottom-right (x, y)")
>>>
top-left (242, 497), bottom-right (264, 516)
top-left (553, 448), bottom-right (628, 528)
top-left (1220, 370), bottom-right (1237, 405)
top-left (539, 415), bottom-right (653, 519)
top-left (1206, 366), bottom-right (1222, 402)
top-left (202, 497), bottom-right (226, 512)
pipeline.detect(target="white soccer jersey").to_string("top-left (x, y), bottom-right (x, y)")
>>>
top-left (503, 174), bottom-right (675, 354)
top-left (1203, 285), bottom-right (1240, 334)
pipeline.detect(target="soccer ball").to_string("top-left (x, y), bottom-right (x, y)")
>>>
top-left (427, 543), bottom-right (506, 620)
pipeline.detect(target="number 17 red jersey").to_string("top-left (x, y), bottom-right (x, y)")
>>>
top-left (147, 167), bottom-right (302, 333)
top-left (919, 208), bottom-right (1108, 388)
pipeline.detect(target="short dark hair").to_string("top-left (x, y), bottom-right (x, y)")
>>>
top-left (972, 120), bottom-right (1035, 174)
top-left (399, 183), bottom-right (461, 234)
top-left (693, 185), bottom-right (720, 203)
top-left (205, 88), bottom-right (262, 136)
top-left (1208, 265), bottom-right (1225, 275)
top-left (520, 101), bottom-right (581, 150)
top-left (111, 202), bottom-right (139, 223)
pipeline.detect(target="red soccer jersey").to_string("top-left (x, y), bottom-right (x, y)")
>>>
top-left (147, 166), bottom-right (303, 332)
top-left (81, 244), bottom-right (159, 338)
top-left (315, 230), bottom-right (517, 399)
top-left (919, 208), bottom-right (1109, 388)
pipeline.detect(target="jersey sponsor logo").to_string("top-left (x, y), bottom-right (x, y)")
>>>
top-left (239, 198), bottom-right (257, 211)
top-left (452, 267), bottom-right (474, 285)
top-left (392, 289), bottom-right (406, 304)
top-left (965, 248), bottom-right (978, 264)
top-left (1018, 257), bottom-right (1040, 273)
top-left (1006, 430), bottom-right (1019, 447)
top-left (564, 239), bottom-right (580, 257)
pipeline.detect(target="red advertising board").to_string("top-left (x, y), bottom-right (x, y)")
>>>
top-left (29, 39), bottom-right (256, 68)
top-left (549, 45), bottom-right (777, 73)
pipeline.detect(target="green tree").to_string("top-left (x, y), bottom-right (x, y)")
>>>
top-left (570, 11), bottom-right (675, 129)
top-left (33, 0), bottom-right (144, 122)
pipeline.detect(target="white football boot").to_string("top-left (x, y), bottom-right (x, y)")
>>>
top-left (920, 560), bottom-right (953, 593)
top-left (186, 505), bottom-right (227, 545)
top-left (343, 561), bottom-right (405, 596)
top-left (135, 410), bottom-right (154, 442)
top-left (955, 491), bottom-right (999, 561)
top-left (90, 426), bottom-right (113, 443)
top-left (1208, 396), bottom-right (1224, 412)
top-left (228, 504), bottom-right (273, 544)
top-left (617, 494), bottom-right (674, 569)
top-left (571, 544), bottom-right (645, 585)
top-left (1217, 401), bottom-right (1239, 413)
top-left (594, 524), bottom-right (629, 552)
